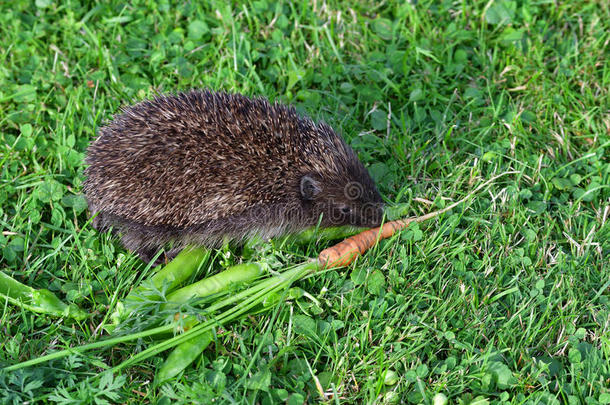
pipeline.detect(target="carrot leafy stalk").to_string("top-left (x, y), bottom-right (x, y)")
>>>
top-left (1, 260), bottom-right (317, 373)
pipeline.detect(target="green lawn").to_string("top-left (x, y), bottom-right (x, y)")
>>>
top-left (1, 0), bottom-right (609, 403)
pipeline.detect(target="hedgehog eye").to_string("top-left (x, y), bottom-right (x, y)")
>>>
top-left (339, 205), bottom-right (351, 215)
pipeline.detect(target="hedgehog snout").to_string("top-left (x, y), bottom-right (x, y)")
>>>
top-left (321, 194), bottom-right (384, 228)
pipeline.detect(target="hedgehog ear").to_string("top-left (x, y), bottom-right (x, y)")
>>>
top-left (300, 175), bottom-right (321, 200)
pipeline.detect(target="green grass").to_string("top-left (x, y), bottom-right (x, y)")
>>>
top-left (1, 0), bottom-right (609, 403)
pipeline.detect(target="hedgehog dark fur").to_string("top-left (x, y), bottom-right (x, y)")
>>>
top-left (84, 90), bottom-right (383, 262)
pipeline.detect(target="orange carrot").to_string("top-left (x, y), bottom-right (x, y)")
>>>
top-left (318, 203), bottom-right (459, 268)
top-left (319, 171), bottom-right (516, 268)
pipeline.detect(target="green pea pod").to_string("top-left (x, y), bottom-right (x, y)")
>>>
top-left (148, 246), bottom-right (210, 291)
top-left (163, 263), bottom-right (264, 309)
top-left (0, 271), bottom-right (87, 321)
top-left (154, 330), bottom-right (214, 385)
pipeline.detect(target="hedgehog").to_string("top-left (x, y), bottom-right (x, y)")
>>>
top-left (83, 90), bottom-right (384, 263)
